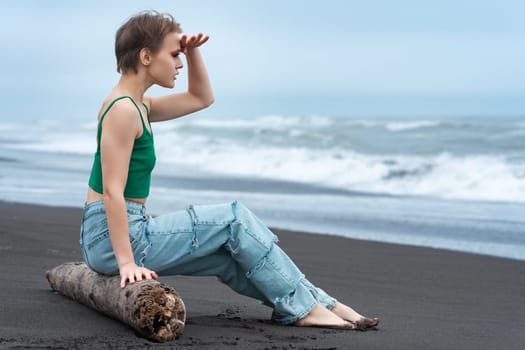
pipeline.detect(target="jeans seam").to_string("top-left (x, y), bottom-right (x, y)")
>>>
top-left (244, 236), bottom-right (301, 291)
top-left (80, 223), bottom-right (92, 269)
top-left (82, 247), bottom-right (93, 270)
top-left (138, 241), bottom-right (153, 267)
top-left (187, 205), bottom-right (198, 249)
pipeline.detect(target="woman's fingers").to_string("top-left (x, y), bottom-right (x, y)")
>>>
top-left (199, 35), bottom-right (209, 45)
top-left (180, 32), bottom-right (209, 50)
top-left (135, 270), bottom-right (143, 282)
top-left (120, 267), bottom-right (158, 288)
top-left (144, 269), bottom-right (153, 280)
top-left (121, 273), bottom-right (135, 289)
top-left (193, 33), bottom-right (207, 45)
top-left (143, 268), bottom-right (158, 280)
top-left (144, 271), bottom-right (151, 280)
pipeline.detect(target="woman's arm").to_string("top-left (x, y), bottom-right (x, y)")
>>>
top-left (99, 100), bottom-right (157, 287)
top-left (146, 33), bottom-right (214, 122)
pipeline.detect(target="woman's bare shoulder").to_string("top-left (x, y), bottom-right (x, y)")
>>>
top-left (97, 95), bottom-right (116, 120)
top-left (97, 94), bottom-right (132, 121)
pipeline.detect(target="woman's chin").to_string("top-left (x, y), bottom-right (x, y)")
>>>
top-left (158, 81), bottom-right (175, 89)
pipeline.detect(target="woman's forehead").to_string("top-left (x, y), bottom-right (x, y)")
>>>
top-left (163, 32), bottom-right (181, 50)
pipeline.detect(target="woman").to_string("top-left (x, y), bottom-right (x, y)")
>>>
top-left (80, 9), bottom-right (380, 330)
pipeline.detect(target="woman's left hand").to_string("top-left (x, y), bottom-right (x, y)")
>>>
top-left (180, 33), bottom-right (209, 54)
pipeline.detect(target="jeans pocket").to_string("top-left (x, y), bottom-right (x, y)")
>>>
top-left (85, 230), bottom-right (110, 250)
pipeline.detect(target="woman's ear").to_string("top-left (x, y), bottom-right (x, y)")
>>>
top-left (139, 47), bottom-right (152, 67)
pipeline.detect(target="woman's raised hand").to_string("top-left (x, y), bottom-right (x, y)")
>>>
top-left (180, 33), bottom-right (209, 54)
top-left (119, 262), bottom-right (158, 289)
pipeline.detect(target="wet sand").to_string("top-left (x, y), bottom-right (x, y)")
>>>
top-left (0, 200), bottom-right (524, 349)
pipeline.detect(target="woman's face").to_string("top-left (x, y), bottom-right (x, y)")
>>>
top-left (147, 32), bottom-right (184, 88)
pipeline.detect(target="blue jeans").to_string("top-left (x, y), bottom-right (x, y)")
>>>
top-left (79, 199), bottom-right (338, 325)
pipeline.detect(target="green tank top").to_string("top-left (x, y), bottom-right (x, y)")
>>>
top-left (88, 95), bottom-right (156, 198)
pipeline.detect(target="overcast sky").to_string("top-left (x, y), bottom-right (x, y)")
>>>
top-left (1, 0), bottom-right (524, 119)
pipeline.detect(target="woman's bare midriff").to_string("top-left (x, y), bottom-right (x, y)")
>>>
top-left (85, 186), bottom-right (147, 206)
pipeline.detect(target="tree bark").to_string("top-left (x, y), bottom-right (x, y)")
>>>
top-left (45, 261), bottom-right (186, 342)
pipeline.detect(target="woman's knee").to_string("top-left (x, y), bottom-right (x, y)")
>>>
top-left (231, 200), bottom-right (268, 230)
top-left (225, 201), bottom-right (280, 268)
top-left (231, 199), bottom-right (248, 218)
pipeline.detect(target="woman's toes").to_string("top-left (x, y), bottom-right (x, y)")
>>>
top-left (350, 317), bottom-right (380, 330)
top-left (293, 304), bottom-right (349, 327)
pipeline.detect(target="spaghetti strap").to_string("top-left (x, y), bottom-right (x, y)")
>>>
top-left (99, 95), bottom-right (145, 125)
top-left (96, 96), bottom-right (151, 149)
top-left (123, 97), bottom-right (150, 133)
top-left (99, 96), bottom-right (130, 123)
top-left (142, 102), bottom-right (150, 122)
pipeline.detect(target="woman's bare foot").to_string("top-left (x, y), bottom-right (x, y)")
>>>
top-left (328, 302), bottom-right (365, 323)
top-left (329, 302), bottom-right (380, 329)
top-left (293, 303), bottom-right (354, 329)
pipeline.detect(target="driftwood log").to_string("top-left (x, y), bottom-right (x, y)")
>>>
top-left (45, 261), bottom-right (186, 342)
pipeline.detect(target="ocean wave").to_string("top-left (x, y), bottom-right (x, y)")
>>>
top-left (384, 120), bottom-right (445, 131)
top-left (189, 114), bottom-right (334, 130)
top-left (348, 119), bottom-right (467, 132)
top-left (152, 130), bottom-right (525, 202)
top-left (1, 116), bottom-right (524, 203)
top-left (188, 115), bottom-right (448, 132)
top-left (4, 131), bottom-right (95, 155)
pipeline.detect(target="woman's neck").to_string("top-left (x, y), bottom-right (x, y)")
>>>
top-left (114, 71), bottom-right (153, 104)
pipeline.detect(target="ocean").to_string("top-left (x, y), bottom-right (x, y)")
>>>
top-left (1, 112), bottom-right (524, 261)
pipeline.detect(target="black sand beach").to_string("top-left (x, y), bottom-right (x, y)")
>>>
top-left (0, 200), bottom-right (524, 349)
